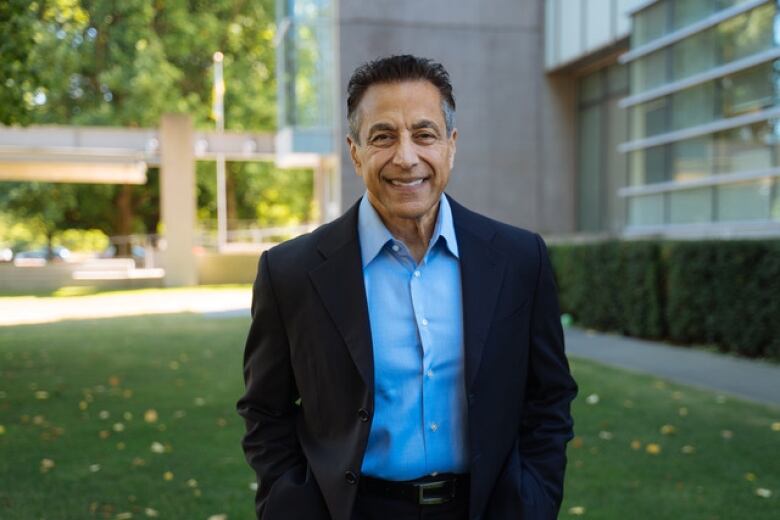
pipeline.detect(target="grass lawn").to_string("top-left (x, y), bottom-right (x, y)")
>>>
top-left (0, 309), bottom-right (778, 519)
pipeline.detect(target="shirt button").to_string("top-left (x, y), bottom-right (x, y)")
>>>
top-left (392, 244), bottom-right (400, 252)
top-left (421, 318), bottom-right (429, 327)
top-left (357, 408), bottom-right (369, 422)
top-left (430, 422), bottom-right (438, 432)
top-left (345, 471), bottom-right (358, 485)
top-left (413, 270), bottom-right (421, 278)
top-left (426, 369), bottom-right (434, 378)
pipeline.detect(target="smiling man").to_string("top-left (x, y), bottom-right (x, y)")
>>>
top-left (237, 55), bottom-right (577, 520)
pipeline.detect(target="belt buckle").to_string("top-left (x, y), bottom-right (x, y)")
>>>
top-left (416, 480), bottom-right (449, 505)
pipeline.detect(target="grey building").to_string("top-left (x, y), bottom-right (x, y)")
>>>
top-left (276, 0), bottom-right (780, 238)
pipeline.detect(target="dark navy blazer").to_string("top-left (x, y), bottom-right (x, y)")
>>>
top-left (237, 195), bottom-right (578, 520)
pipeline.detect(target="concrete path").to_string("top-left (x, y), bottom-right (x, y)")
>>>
top-left (0, 288), bottom-right (250, 326)
top-left (565, 327), bottom-right (780, 408)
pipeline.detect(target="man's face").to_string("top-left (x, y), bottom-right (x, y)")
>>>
top-left (347, 80), bottom-right (457, 228)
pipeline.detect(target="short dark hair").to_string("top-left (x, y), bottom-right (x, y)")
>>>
top-left (346, 55), bottom-right (456, 143)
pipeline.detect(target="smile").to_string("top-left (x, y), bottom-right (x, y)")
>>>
top-left (387, 178), bottom-right (427, 187)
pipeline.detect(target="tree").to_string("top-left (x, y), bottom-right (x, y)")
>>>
top-left (0, 0), bottom-right (308, 249)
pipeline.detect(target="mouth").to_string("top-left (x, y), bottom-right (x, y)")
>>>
top-left (385, 177), bottom-right (428, 188)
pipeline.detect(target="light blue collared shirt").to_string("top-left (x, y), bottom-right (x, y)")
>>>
top-left (358, 193), bottom-right (469, 480)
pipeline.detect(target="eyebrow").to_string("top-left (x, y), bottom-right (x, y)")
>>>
top-left (367, 122), bottom-right (396, 137)
top-left (411, 119), bottom-right (441, 133)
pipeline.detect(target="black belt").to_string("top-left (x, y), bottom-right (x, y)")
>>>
top-left (358, 474), bottom-right (470, 505)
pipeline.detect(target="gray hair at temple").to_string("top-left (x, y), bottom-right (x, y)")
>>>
top-left (346, 55), bottom-right (456, 144)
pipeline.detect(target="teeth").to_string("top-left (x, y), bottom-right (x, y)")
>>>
top-left (390, 179), bottom-right (424, 186)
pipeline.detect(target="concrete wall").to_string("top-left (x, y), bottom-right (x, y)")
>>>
top-left (336, 0), bottom-right (576, 233)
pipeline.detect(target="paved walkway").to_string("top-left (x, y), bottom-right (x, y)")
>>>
top-left (565, 327), bottom-right (780, 408)
top-left (0, 288), bottom-right (250, 326)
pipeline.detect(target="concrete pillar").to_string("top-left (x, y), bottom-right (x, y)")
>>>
top-left (160, 114), bottom-right (197, 286)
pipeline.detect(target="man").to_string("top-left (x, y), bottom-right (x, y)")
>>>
top-left (237, 55), bottom-right (577, 520)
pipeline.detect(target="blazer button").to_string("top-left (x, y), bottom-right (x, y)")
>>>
top-left (357, 408), bottom-right (369, 422)
top-left (345, 471), bottom-right (358, 485)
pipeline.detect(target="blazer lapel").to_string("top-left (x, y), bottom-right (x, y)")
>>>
top-left (308, 201), bottom-right (374, 391)
top-left (449, 196), bottom-right (506, 390)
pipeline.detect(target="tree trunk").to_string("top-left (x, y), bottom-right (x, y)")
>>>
top-left (115, 184), bottom-right (133, 256)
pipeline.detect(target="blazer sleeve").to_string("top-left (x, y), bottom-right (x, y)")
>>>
top-left (236, 250), bottom-right (307, 517)
top-left (518, 233), bottom-right (578, 512)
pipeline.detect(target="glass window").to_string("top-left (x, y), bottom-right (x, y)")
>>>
top-left (671, 29), bottom-right (717, 81)
top-left (671, 81), bottom-right (716, 131)
top-left (628, 194), bottom-right (665, 226)
top-left (672, 136), bottom-right (713, 181)
top-left (580, 72), bottom-right (604, 105)
top-left (714, 121), bottom-right (775, 172)
top-left (669, 188), bottom-right (712, 223)
top-left (607, 63), bottom-right (629, 95)
top-left (772, 180), bottom-right (780, 221)
top-left (633, 1), bottom-right (669, 47)
top-left (631, 50), bottom-right (668, 95)
top-left (578, 106), bottom-right (603, 232)
top-left (721, 62), bottom-right (775, 118)
top-left (717, 179), bottom-right (773, 221)
top-left (631, 97), bottom-right (668, 140)
top-left (672, 0), bottom-right (715, 30)
top-left (718, 3), bottom-right (775, 65)
top-left (629, 146), bottom-right (669, 186)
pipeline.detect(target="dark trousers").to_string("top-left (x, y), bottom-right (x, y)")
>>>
top-left (351, 483), bottom-right (469, 520)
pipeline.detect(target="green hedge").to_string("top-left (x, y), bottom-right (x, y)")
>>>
top-left (548, 239), bottom-right (780, 359)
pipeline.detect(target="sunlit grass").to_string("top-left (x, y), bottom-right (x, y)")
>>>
top-left (0, 313), bottom-right (777, 518)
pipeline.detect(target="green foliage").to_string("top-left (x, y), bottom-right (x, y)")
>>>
top-left (196, 161), bottom-right (313, 226)
top-left (0, 1), bottom-right (316, 241)
top-left (549, 239), bottom-right (780, 359)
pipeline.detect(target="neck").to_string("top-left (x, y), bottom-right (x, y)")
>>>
top-left (369, 196), bottom-right (440, 264)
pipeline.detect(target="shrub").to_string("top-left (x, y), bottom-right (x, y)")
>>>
top-left (549, 239), bottom-right (780, 360)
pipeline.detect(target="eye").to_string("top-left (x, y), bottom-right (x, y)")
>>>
top-left (370, 134), bottom-right (392, 144)
top-left (415, 132), bottom-right (437, 142)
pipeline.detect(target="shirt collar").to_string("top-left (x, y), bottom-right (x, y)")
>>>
top-left (358, 193), bottom-right (459, 268)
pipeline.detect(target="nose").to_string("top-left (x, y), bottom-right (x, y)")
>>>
top-left (391, 134), bottom-right (419, 170)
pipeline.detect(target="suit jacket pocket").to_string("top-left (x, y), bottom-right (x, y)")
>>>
top-left (484, 442), bottom-right (556, 520)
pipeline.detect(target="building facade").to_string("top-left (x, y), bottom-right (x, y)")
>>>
top-left (276, 0), bottom-right (780, 238)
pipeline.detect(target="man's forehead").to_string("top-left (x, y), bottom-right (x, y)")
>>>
top-left (357, 80), bottom-right (446, 125)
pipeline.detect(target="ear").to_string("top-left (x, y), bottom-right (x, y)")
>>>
top-left (346, 134), bottom-right (362, 173)
top-left (447, 128), bottom-right (458, 169)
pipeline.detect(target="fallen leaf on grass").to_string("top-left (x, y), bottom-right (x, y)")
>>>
top-left (115, 512), bottom-right (133, 519)
top-left (678, 407), bottom-right (688, 417)
top-left (186, 478), bottom-right (198, 488)
top-left (99, 430), bottom-right (111, 440)
top-left (89, 464), bottom-right (101, 473)
top-left (660, 424), bottom-right (676, 435)
top-left (771, 422), bottom-right (780, 432)
top-left (162, 471), bottom-right (174, 481)
top-left (745, 473), bottom-right (757, 481)
top-left (721, 430), bottom-right (733, 440)
top-left (123, 412), bottom-right (133, 421)
top-left (645, 443), bottom-right (661, 455)
top-left (34, 391), bottom-right (49, 400)
top-left (571, 437), bottom-right (583, 449)
top-left (40, 458), bottom-right (55, 473)
top-left (568, 506), bottom-right (585, 515)
top-left (99, 410), bottom-right (110, 420)
top-left (681, 445), bottom-right (695, 455)
top-left (585, 394), bottom-right (599, 405)
top-left (144, 409), bottom-right (158, 423)
top-left (144, 508), bottom-right (159, 517)
top-left (108, 376), bottom-right (121, 387)
top-left (150, 442), bottom-right (165, 454)
top-left (598, 431), bottom-right (613, 440)
top-left (249, 482), bottom-right (258, 491)
top-left (755, 488), bottom-right (772, 498)
top-left (112, 423), bottom-right (125, 432)
top-left (194, 397), bottom-right (206, 407)
top-left (122, 389), bottom-right (133, 398)
top-left (0, 425), bottom-right (5, 435)
top-left (131, 458), bottom-right (146, 467)
top-left (207, 514), bottom-right (226, 520)
top-left (79, 401), bottom-right (88, 411)
top-left (116, 442), bottom-right (126, 450)
top-left (630, 440), bottom-right (642, 450)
